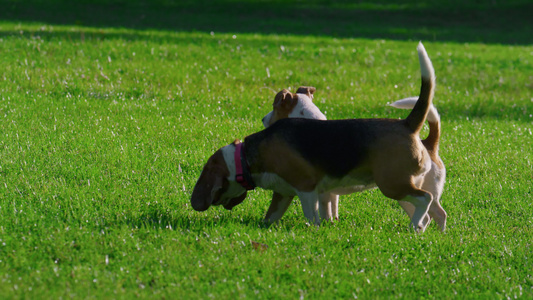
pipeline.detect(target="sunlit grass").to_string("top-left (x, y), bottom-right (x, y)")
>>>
top-left (0, 18), bottom-right (532, 298)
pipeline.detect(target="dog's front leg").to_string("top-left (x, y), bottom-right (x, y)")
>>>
top-left (331, 193), bottom-right (339, 220)
top-left (264, 192), bottom-right (294, 225)
top-left (318, 193), bottom-right (332, 221)
top-left (319, 192), bottom-right (339, 221)
top-left (298, 191), bottom-right (320, 225)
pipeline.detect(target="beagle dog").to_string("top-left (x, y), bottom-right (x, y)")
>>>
top-left (388, 96), bottom-right (446, 228)
top-left (191, 43), bottom-right (447, 232)
top-left (261, 90), bottom-right (446, 228)
top-left (261, 86), bottom-right (341, 223)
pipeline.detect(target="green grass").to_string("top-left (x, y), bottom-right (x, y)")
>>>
top-left (1, 1), bottom-right (532, 298)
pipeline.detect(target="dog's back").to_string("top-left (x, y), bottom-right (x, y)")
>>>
top-left (245, 117), bottom-right (415, 178)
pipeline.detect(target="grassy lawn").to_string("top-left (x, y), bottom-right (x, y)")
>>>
top-left (1, 0), bottom-right (532, 298)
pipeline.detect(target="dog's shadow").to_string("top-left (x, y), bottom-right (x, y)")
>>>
top-left (118, 206), bottom-right (268, 232)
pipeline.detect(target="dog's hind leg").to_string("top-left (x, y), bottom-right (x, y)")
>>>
top-left (420, 165), bottom-right (447, 231)
top-left (398, 201), bottom-right (431, 230)
top-left (427, 199), bottom-right (447, 232)
top-left (401, 191), bottom-right (433, 232)
top-left (264, 192), bottom-right (294, 225)
top-left (398, 200), bottom-right (415, 218)
top-left (377, 177), bottom-right (433, 232)
top-left (298, 191), bottom-right (320, 225)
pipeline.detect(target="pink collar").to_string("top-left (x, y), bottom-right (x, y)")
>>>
top-left (234, 142), bottom-right (255, 190)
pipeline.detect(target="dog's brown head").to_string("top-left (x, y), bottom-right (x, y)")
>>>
top-left (262, 86), bottom-right (323, 127)
top-left (190, 145), bottom-right (247, 212)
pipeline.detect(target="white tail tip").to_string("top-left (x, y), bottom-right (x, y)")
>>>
top-left (417, 42), bottom-right (435, 82)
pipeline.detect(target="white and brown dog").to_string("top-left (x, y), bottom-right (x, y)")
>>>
top-left (191, 43), bottom-right (447, 232)
top-left (261, 90), bottom-right (446, 229)
top-left (261, 86), bottom-right (341, 224)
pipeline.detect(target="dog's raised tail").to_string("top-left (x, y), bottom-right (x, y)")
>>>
top-left (390, 97), bottom-right (441, 153)
top-left (405, 42), bottom-right (435, 133)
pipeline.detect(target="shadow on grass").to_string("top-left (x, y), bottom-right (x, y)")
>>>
top-left (120, 207), bottom-right (267, 232)
top-left (1, 0), bottom-right (532, 45)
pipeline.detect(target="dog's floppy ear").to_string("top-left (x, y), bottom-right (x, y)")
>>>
top-left (296, 86), bottom-right (316, 100)
top-left (190, 150), bottom-right (229, 211)
top-left (274, 89), bottom-right (297, 109)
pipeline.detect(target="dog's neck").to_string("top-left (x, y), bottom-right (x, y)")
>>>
top-left (234, 142), bottom-right (255, 190)
top-left (221, 143), bottom-right (255, 190)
